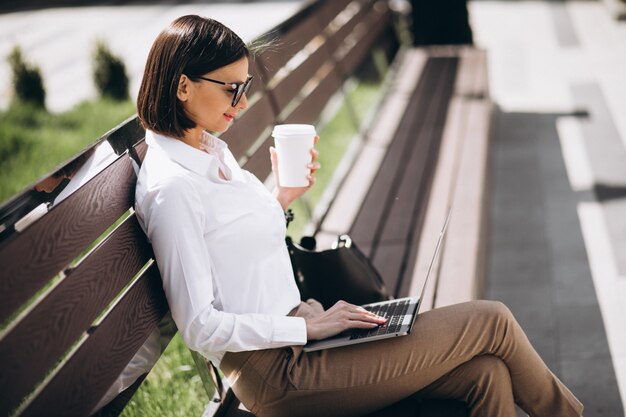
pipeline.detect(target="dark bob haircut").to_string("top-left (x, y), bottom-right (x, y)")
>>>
top-left (137, 15), bottom-right (249, 138)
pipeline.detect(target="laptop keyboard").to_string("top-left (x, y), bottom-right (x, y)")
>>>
top-left (349, 299), bottom-right (410, 340)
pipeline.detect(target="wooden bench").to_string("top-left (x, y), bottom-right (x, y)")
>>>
top-left (0, 114), bottom-right (165, 417)
top-left (315, 46), bottom-right (492, 312)
top-left (0, 0), bottom-right (492, 416)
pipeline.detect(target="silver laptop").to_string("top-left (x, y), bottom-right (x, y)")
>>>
top-left (303, 209), bottom-right (451, 352)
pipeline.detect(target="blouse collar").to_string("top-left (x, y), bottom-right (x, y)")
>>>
top-left (145, 130), bottom-right (232, 180)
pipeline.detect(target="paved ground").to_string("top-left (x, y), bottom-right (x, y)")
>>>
top-left (470, 1), bottom-right (626, 415)
top-left (1, 1), bottom-right (625, 416)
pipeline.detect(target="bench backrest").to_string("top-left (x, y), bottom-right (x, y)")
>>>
top-left (0, 117), bottom-right (165, 417)
top-left (0, 1), bottom-right (400, 416)
top-left (225, 0), bottom-right (396, 178)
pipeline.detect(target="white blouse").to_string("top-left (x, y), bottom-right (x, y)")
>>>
top-left (135, 130), bottom-right (307, 366)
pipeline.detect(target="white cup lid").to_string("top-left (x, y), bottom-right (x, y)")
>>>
top-left (272, 124), bottom-right (316, 136)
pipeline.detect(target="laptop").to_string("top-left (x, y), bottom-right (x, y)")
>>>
top-left (303, 209), bottom-right (451, 352)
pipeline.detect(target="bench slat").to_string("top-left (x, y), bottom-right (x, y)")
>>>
top-left (0, 154), bottom-right (136, 325)
top-left (321, 0), bottom-right (371, 60)
top-left (103, 116), bottom-right (146, 157)
top-left (350, 58), bottom-right (458, 296)
top-left (337, 3), bottom-right (393, 76)
top-left (349, 58), bottom-right (442, 247)
top-left (386, 58), bottom-right (459, 297)
top-left (256, 0), bottom-right (360, 86)
top-left (377, 61), bottom-right (449, 242)
top-left (242, 134), bottom-right (273, 181)
top-left (377, 59), bottom-right (457, 295)
top-left (0, 215), bottom-right (152, 415)
top-left (20, 262), bottom-right (167, 417)
top-left (327, 1), bottom-right (372, 66)
top-left (319, 49), bottom-right (428, 241)
top-left (314, 0), bottom-right (353, 31)
top-left (408, 97), bottom-right (468, 311)
top-left (282, 65), bottom-right (342, 125)
top-left (264, 0), bottom-right (374, 113)
top-left (435, 99), bottom-right (492, 307)
top-left (269, 43), bottom-right (330, 112)
top-left (369, 242), bottom-right (404, 291)
top-left (257, 13), bottom-right (323, 81)
top-left (134, 139), bottom-right (147, 163)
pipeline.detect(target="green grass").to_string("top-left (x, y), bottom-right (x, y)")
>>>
top-left (120, 334), bottom-right (209, 417)
top-left (0, 99), bottom-right (136, 204)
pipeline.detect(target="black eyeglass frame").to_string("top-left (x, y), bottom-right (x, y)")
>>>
top-left (194, 74), bottom-right (253, 107)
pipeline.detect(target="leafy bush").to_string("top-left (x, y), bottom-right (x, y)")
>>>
top-left (93, 41), bottom-right (129, 100)
top-left (0, 101), bottom-right (40, 165)
top-left (7, 46), bottom-right (46, 108)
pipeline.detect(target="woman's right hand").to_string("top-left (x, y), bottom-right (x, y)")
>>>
top-left (304, 300), bottom-right (387, 341)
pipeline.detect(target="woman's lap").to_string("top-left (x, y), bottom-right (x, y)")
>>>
top-left (222, 300), bottom-right (583, 417)
top-left (286, 300), bottom-right (506, 390)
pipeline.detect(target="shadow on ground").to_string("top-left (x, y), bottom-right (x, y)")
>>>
top-left (487, 107), bottom-right (624, 417)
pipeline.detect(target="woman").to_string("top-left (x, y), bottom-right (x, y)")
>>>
top-left (135, 15), bottom-right (583, 417)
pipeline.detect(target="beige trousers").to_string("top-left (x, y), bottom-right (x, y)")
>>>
top-left (221, 300), bottom-right (583, 417)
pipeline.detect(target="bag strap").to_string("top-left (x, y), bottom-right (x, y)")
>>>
top-left (189, 350), bottom-right (226, 404)
top-left (209, 361), bottom-right (225, 403)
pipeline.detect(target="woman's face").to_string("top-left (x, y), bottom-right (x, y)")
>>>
top-left (178, 56), bottom-right (250, 134)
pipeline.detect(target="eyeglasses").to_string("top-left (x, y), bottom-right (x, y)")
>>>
top-left (195, 74), bottom-right (253, 107)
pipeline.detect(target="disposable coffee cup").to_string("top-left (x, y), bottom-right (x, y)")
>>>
top-left (272, 124), bottom-right (316, 187)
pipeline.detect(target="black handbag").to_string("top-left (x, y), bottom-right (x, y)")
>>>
top-left (286, 234), bottom-right (390, 310)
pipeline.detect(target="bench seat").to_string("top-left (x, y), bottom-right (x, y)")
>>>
top-left (317, 46), bottom-right (492, 309)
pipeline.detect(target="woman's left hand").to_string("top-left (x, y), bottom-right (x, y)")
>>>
top-left (294, 299), bottom-right (326, 320)
top-left (270, 135), bottom-right (320, 211)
